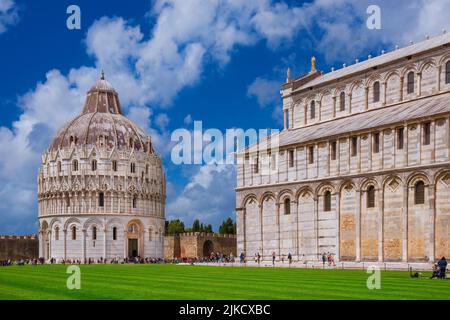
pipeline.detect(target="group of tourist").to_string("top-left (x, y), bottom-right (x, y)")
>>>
top-left (0, 258), bottom-right (45, 266)
top-left (321, 252), bottom-right (336, 268)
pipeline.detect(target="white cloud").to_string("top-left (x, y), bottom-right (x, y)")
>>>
top-left (167, 164), bottom-right (236, 228)
top-left (183, 114), bottom-right (193, 125)
top-left (247, 77), bottom-right (280, 108)
top-left (0, 0), bottom-right (18, 34)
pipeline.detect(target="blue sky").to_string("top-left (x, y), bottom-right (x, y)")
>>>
top-left (0, 0), bottom-right (449, 234)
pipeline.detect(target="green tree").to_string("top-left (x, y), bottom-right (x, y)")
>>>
top-left (165, 219), bottom-right (185, 235)
top-left (192, 219), bottom-right (201, 232)
top-left (219, 217), bottom-right (236, 234)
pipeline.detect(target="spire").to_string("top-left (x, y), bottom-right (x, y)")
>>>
top-left (311, 56), bottom-right (317, 73)
top-left (286, 67), bottom-right (291, 83)
top-left (100, 69), bottom-right (105, 80)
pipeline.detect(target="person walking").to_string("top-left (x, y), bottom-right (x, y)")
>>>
top-left (288, 253), bottom-right (292, 266)
top-left (272, 252), bottom-right (276, 266)
top-left (322, 253), bottom-right (326, 268)
top-left (438, 256), bottom-right (448, 279)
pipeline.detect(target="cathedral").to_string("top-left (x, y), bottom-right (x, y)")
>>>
top-left (37, 74), bottom-right (166, 261)
top-left (236, 32), bottom-right (450, 266)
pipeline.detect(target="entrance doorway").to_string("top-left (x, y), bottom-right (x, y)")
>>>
top-left (128, 239), bottom-right (138, 258)
top-left (203, 240), bottom-right (214, 258)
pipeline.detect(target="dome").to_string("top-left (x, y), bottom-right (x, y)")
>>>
top-left (49, 75), bottom-right (154, 153)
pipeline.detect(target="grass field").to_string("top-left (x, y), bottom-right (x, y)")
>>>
top-left (0, 264), bottom-right (449, 300)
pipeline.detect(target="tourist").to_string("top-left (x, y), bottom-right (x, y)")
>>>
top-left (288, 253), bottom-right (292, 266)
top-left (322, 253), bottom-right (326, 268)
top-left (438, 257), bottom-right (448, 279)
top-left (430, 263), bottom-right (440, 279)
top-left (240, 252), bottom-right (245, 264)
top-left (257, 252), bottom-right (261, 264)
top-left (272, 251), bottom-right (276, 266)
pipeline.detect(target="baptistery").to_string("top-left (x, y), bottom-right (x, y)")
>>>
top-left (38, 74), bottom-right (165, 262)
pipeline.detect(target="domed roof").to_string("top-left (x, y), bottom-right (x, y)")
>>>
top-left (49, 74), bottom-right (154, 153)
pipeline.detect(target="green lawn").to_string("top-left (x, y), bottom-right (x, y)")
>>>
top-left (0, 264), bottom-right (449, 300)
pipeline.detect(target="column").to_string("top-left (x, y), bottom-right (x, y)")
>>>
top-left (283, 110), bottom-right (287, 130)
top-left (356, 189), bottom-right (361, 262)
top-left (275, 202), bottom-right (281, 257)
top-left (289, 106), bottom-right (294, 129)
top-left (400, 76), bottom-right (404, 101)
top-left (293, 200), bottom-right (299, 260)
top-left (347, 93), bottom-right (352, 114)
top-left (103, 228), bottom-right (107, 260)
top-left (378, 186), bottom-right (384, 262)
top-left (335, 192), bottom-right (341, 261)
top-left (123, 230), bottom-right (128, 259)
top-left (63, 229), bottom-right (67, 260)
top-left (417, 72), bottom-right (422, 97)
top-left (428, 184), bottom-right (435, 262)
top-left (332, 96), bottom-right (336, 118)
top-left (364, 86), bottom-right (369, 110)
top-left (82, 229), bottom-right (86, 263)
top-left (437, 65), bottom-right (442, 92)
top-left (381, 81), bottom-right (387, 106)
top-left (402, 183), bottom-right (408, 262)
top-left (259, 204), bottom-right (263, 260)
top-left (314, 196), bottom-right (319, 260)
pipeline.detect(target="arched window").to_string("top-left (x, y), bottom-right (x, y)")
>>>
top-left (128, 223), bottom-right (138, 233)
top-left (146, 164), bottom-right (149, 175)
top-left (340, 91), bottom-right (345, 111)
top-left (310, 101), bottom-right (315, 119)
top-left (131, 162), bottom-right (136, 173)
top-left (414, 181), bottom-right (425, 205)
top-left (133, 195), bottom-right (138, 209)
top-left (92, 226), bottom-right (97, 240)
top-left (324, 191), bottom-right (332, 212)
top-left (284, 198), bottom-right (291, 215)
top-left (91, 160), bottom-right (97, 171)
top-left (112, 227), bottom-right (117, 240)
top-left (373, 82), bottom-right (380, 103)
top-left (112, 160), bottom-right (117, 172)
top-left (367, 186), bottom-right (375, 208)
top-left (65, 193), bottom-right (70, 208)
top-left (57, 161), bottom-right (61, 173)
top-left (55, 227), bottom-right (59, 241)
top-left (98, 192), bottom-right (104, 207)
top-left (407, 71), bottom-right (415, 94)
top-left (71, 226), bottom-right (77, 240)
top-left (72, 160), bottom-right (78, 172)
top-left (446, 61), bottom-right (450, 84)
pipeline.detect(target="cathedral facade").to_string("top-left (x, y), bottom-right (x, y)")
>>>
top-left (236, 32), bottom-right (450, 265)
top-left (38, 75), bottom-right (166, 261)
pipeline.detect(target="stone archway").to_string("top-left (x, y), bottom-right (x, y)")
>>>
top-left (203, 240), bottom-right (214, 258)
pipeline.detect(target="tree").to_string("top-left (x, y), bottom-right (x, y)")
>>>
top-left (192, 219), bottom-right (201, 232)
top-left (165, 219), bottom-right (185, 235)
top-left (219, 217), bottom-right (236, 235)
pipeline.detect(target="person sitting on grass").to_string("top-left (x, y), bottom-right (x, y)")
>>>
top-left (430, 263), bottom-right (440, 279)
top-left (438, 257), bottom-right (448, 279)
